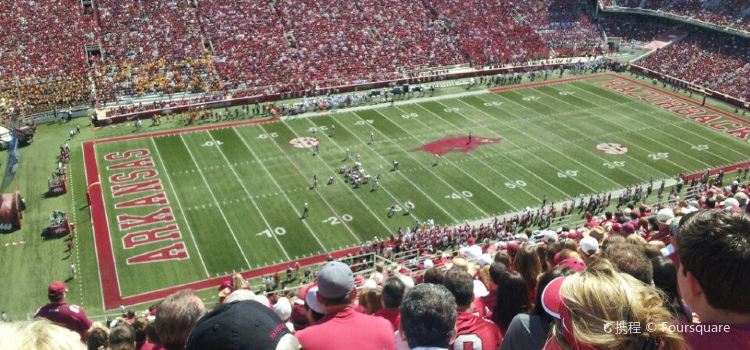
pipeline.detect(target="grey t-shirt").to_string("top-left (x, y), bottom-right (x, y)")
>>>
top-left (500, 313), bottom-right (551, 350)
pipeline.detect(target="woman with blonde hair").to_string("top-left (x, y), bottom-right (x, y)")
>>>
top-left (0, 319), bottom-right (86, 350)
top-left (541, 259), bottom-right (686, 350)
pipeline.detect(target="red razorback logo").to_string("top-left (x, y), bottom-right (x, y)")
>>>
top-left (416, 136), bottom-right (500, 156)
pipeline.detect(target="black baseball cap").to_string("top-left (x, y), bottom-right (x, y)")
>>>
top-left (185, 300), bottom-right (298, 350)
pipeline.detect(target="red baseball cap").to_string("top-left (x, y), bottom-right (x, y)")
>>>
top-left (506, 241), bottom-right (521, 253)
top-left (541, 277), bottom-right (596, 350)
top-left (557, 258), bottom-right (586, 272)
top-left (48, 281), bottom-right (67, 295)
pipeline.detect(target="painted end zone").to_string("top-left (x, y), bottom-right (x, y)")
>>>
top-left (84, 115), bottom-right (360, 309)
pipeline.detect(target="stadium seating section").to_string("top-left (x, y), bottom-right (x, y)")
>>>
top-left (602, 0), bottom-right (750, 32)
top-left (1, 0), bottom-right (749, 118)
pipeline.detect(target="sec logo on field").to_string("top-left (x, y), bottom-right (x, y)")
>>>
top-left (289, 137), bottom-right (320, 149)
top-left (597, 143), bottom-right (628, 155)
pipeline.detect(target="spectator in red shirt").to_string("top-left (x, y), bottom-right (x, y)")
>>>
top-left (374, 276), bottom-right (406, 331)
top-left (295, 261), bottom-right (396, 350)
top-left (675, 210), bottom-right (750, 350)
top-left (399, 283), bottom-right (457, 350)
top-left (34, 281), bottom-right (92, 339)
top-left (443, 269), bottom-right (501, 350)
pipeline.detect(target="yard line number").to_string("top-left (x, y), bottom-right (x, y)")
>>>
top-left (483, 101), bottom-right (503, 107)
top-left (648, 152), bottom-right (669, 160)
top-left (257, 132), bottom-right (279, 139)
top-left (387, 202), bottom-right (415, 212)
top-left (445, 191), bottom-right (473, 199)
top-left (401, 113), bottom-right (419, 119)
top-left (603, 161), bottom-right (625, 169)
top-left (355, 119), bottom-right (374, 126)
top-left (505, 180), bottom-right (527, 189)
top-left (322, 214), bottom-right (353, 225)
top-left (557, 170), bottom-right (579, 178)
top-left (201, 140), bottom-right (224, 147)
top-left (308, 126), bottom-right (329, 133)
top-left (691, 144), bottom-right (709, 151)
top-left (257, 227), bottom-right (286, 238)
top-left (443, 107), bottom-right (461, 113)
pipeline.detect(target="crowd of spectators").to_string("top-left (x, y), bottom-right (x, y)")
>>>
top-left (511, 0), bottom-right (603, 57)
top-left (597, 15), bottom-right (676, 45)
top-left (427, 0), bottom-right (550, 65)
top-left (603, 0), bottom-right (750, 32)
top-left (2, 0), bottom-right (750, 117)
top-left (0, 0), bottom-right (95, 115)
top-left (9, 169), bottom-right (749, 349)
top-left (91, 0), bottom-right (222, 105)
top-left (638, 30), bottom-right (750, 101)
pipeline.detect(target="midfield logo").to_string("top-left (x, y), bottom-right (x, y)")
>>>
top-left (416, 136), bottom-right (500, 156)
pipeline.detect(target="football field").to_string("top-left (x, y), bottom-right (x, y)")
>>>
top-left (83, 74), bottom-right (750, 308)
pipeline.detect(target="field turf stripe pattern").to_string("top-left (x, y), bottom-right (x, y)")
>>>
top-left (92, 74), bottom-right (750, 298)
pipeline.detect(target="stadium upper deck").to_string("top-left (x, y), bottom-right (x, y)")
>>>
top-left (0, 0), bottom-right (748, 119)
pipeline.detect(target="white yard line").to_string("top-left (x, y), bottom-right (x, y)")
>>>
top-left (484, 92), bottom-right (659, 182)
top-left (255, 123), bottom-right (365, 244)
top-left (533, 86), bottom-right (713, 170)
top-left (378, 105), bottom-right (529, 209)
top-left (506, 89), bottom-right (676, 177)
top-left (416, 100), bottom-right (587, 199)
top-left (67, 155), bottom-right (85, 305)
top-left (564, 84), bottom-right (741, 162)
top-left (227, 128), bottom-right (331, 250)
top-left (460, 94), bottom-right (628, 190)
top-left (291, 118), bottom-right (424, 223)
top-left (177, 134), bottom-right (255, 267)
top-left (441, 98), bottom-right (600, 196)
top-left (430, 99), bottom-right (594, 197)
top-left (280, 90), bottom-right (491, 122)
top-left (349, 110), bottom-right (493, 217)
top-left (332, 113), bottom-right (463, 222)
top-left (150, 138), bottom-right (211, 277)
top-left (199, 131), bottom-right (298, 259)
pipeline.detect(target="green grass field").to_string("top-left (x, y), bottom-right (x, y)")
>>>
top-left (2, 73), bottom-right (750, 319)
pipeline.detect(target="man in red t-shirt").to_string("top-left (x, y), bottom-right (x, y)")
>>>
top-left (374, 276), bottom-right (405, 331)
top-left (675, 210), bottom-right (750, 350)
top-left (34, 281), bottom-right (92, 338)
top-left (296, 261), bottom-right (395, 350)
top-left (444, 269), bottom-right (501, 350)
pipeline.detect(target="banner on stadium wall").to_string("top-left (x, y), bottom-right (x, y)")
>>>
top-left (1, 121), bottom-right (20, 190)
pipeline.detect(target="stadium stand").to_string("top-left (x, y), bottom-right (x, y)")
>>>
top-left (512, 0), bottom-right (603, 57)
top-left (2, 0), bottom-right (750, 120)
top-left (0, 0), bottom-right (94, 115)
top-left (637, 30), bottom-right (750, 101)
top-left (602, 0), bottom-right (750, 32)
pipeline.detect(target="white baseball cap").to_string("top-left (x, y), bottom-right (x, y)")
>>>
top-left (656, 208), bottom-right (675, 224)
top-left (579, 236), bottom-right (599, 256)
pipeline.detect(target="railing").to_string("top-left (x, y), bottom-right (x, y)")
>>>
top-left (628, 64), bottom-right (749, 109)
top-left (598, 3), bottom-right (750, 38)
top-left (93, 60), bottom-right (595, 126)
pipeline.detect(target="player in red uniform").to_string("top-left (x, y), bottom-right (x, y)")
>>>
top-left (444, 269), bottom-right (501, 350)
top-left (34, 281), bottom-right (92, 338)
